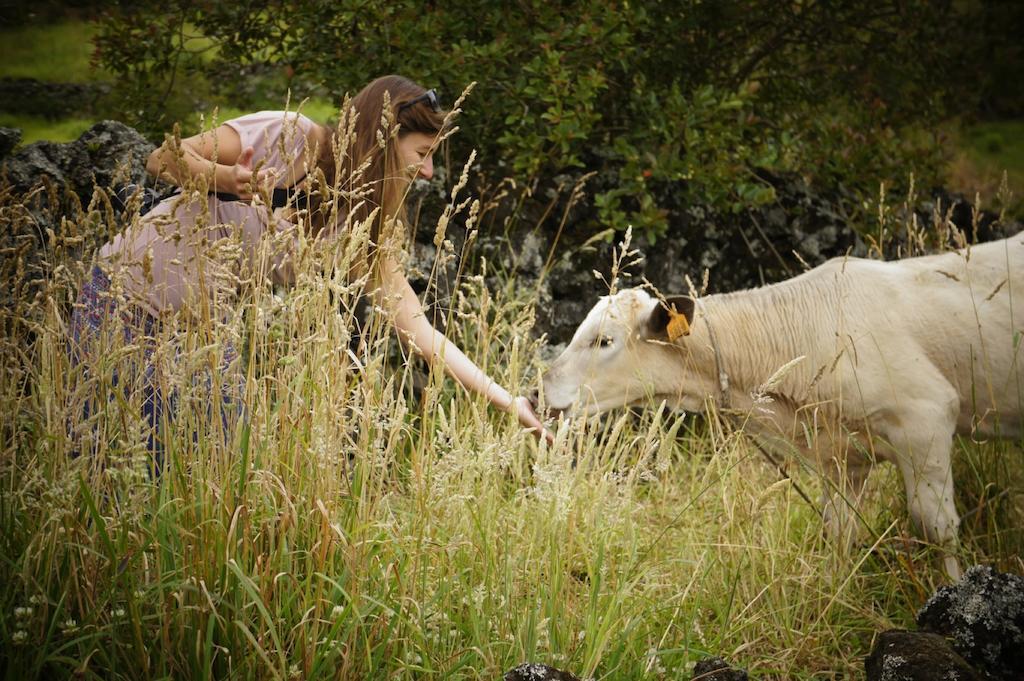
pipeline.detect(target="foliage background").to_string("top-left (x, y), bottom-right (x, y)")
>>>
top-left (83, 0), bottom-right (1024, 236)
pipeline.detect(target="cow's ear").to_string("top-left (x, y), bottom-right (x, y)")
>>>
top-left (647, 296), bottom-right (695, 341)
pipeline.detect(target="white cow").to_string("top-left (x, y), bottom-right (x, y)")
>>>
top-left (542, 233), bottom-right (1024, 576)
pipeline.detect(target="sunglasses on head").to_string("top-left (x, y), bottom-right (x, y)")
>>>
top-left (397, 88), bottom-right (442, 114)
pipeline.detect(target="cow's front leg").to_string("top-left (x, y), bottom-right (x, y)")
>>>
top-left (896, 440), bottom-right (962, 580)
top-left (881, 397), bottom-right (962, 580)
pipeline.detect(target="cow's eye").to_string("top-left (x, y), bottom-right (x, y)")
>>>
top-left (592, 336), bottom-right (614, 349)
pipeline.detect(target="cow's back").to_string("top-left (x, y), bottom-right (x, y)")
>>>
top-left (854, 233), bottom-right (1024, 436)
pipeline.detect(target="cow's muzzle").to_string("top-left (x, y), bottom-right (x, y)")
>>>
top-left (530, 389), bottom-right (568, 420)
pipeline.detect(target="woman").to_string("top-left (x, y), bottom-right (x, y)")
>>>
top-left (70, 75), bottom-right (548, 462)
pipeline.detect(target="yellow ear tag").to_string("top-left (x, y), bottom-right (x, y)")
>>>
top-left (667, 309), bottom-right (691, 341)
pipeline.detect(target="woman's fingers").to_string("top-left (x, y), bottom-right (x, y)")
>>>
top-left (513, 396), bottom-right (555, 444)
top-left (229, 164), bottom-right (254, 199)
top-left (232, 168), bottom-right (278, 201)
top-left (237, 146), bottom-right (255, 169)
top-left (255, 167), bottom-right (280, 192)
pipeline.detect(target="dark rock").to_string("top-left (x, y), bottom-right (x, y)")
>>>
top-left (503, 662), bottom-right (581, 681)
top-left (4, 138), bottom-right (90, 196)
top-left (916, 565), bottom-right (1024, 680)
top-left (2, 119), bottom-right (153, 200)
top-left (865, 630), bottom-right (982, 681)
top-left (0, 121), bottom-right (155, 320)
top-left (692, 656), bottom-right (748, 680)
top-left (71, 120), bottom-right (153, 196)
top-left (0, 127), bottom-right (21, 159)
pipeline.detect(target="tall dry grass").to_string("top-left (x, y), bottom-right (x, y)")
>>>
top-left (0, 102), bottom-right (1021, 680)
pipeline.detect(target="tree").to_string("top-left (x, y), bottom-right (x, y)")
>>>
top-left (94, 0), bottom-right (998, 237)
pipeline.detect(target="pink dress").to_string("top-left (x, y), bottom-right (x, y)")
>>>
top-left (98, 111), bottom-right (319, 317)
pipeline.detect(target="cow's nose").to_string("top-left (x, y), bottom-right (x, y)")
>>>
top-left (530, 389), bottom-right (566, 420)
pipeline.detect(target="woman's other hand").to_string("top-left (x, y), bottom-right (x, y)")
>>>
top-left (227, 147), bottom-right (276, 200)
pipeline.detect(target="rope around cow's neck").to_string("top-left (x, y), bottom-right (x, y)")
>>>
top-left (694, 297), bottom-right (820, 516)
top-left (696, 298), bottom-right (731, 409)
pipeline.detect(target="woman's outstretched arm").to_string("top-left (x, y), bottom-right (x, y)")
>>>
top-left (377, 253), bottom-right (551, 441)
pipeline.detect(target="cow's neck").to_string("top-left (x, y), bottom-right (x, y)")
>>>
top-left (694, 285), bottom-right (821, 412)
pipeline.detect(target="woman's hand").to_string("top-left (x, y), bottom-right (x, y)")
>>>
top-left (223, 147), bottom-right (275, 200)
top-left (511, 395), bottom-right (554, 444)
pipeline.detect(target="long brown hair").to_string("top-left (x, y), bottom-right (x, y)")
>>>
top-left (324, 75), bottom-right (447, 264)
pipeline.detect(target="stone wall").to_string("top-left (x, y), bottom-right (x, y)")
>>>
top-left (3, 121), bottom-right (1019, 344)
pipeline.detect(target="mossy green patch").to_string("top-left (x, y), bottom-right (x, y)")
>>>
top-left (965, 120), bottom-right (1024, 178)
top-left (0, 21), bottom-right (109, 83)
top-left (953, 119), bottom-right (1024, 217)
top-left (0, 113), bottom-right (95, 145)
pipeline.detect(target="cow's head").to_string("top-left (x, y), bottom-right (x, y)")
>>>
top-left (541, 288), bottom-right (701, 416)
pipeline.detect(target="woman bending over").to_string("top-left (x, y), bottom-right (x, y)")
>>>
top-left (70, 74), bottom-right (548, 462)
